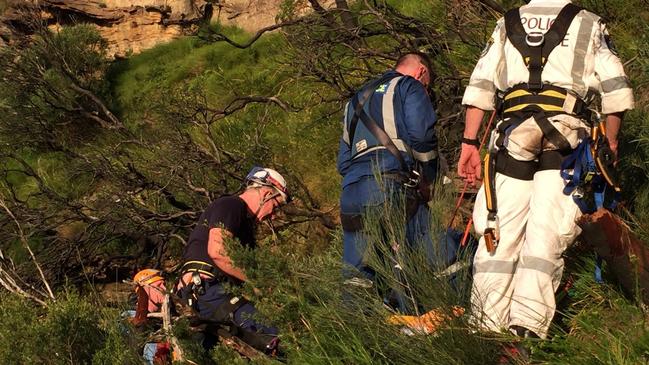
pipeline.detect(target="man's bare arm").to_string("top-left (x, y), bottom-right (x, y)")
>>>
top-left (463, 106), bottom-right (486, 140)
top-left (605, 112), bottom-right (623, 156)
top-left (206, 227), bottom-right (247, 281)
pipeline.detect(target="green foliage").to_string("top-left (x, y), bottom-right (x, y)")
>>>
top-left (1, 0), bottom-right (649, 363)
top-left (0, 291), bottom-right (140, 364)
top-left (534, 258), bottom-right (649, 364)
top-left (218, 185), bottom-right (501, 365)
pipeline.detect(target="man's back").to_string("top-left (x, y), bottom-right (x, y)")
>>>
top-left (182, 195), bottom-right (255, 265)
top-left (337, 70), bottom-right (437, 188)
top-left (463, 0), bottom-right (633, 115)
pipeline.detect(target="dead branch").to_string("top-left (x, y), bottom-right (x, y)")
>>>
top-left (204, 95), bottom-right (300, 119)
top-left (69, 82), bottom-right (124, 129)
top-left (203, 17), bottom-right (311, 49)
top-left (478, 0), bottom-right (505, 14)
top-left (0, 197), bottom-right (55, 302)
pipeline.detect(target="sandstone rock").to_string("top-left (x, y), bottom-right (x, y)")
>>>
top-left (0, 0), bottom-right (213, 57)
top-left (1, 0), bottom-right (333, 56)
top-left (212, 0), bottom-right (333, 34)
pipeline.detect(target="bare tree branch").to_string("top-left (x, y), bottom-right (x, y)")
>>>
top-left (203, 17), bottom-right (311, 49)
top-left (0, 197), bottom-right (55, 302)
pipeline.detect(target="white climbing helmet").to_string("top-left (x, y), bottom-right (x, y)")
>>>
top-left (245, 166), bottom-right (291, 203)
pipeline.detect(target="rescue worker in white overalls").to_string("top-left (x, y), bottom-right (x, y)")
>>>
top-left (457, 0), bottom-right (634, 339)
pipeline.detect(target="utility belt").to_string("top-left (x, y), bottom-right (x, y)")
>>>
top-left (499, 84), bottom-right (595, 125)
top-left (340, 171), bottom-right (424, 232)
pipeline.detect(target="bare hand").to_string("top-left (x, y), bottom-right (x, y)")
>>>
top-left (457, 144), bottom-right (482, 187)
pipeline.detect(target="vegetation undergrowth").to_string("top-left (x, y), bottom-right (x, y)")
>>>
top-left (1, 0), bottom-right (649, 364)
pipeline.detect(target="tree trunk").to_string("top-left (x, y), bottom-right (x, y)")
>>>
top-left (335, 0), bottom-right (357, 30)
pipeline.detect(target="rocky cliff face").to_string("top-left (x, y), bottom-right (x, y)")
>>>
top-left (213, 0), bottom-right (285, 34)
top-left (0, 1), bottom-right (196, 56)
top-left (0, 0), bottom-right (296, 57)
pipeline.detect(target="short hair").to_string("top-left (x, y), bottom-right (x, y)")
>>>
top-left (395, 52), bottom-right (433, 75)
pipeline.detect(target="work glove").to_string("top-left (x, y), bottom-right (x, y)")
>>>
top-left (457, 143), bottom-right (481, 187)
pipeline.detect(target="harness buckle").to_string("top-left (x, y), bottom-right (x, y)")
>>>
top-left (191, 272), bottom-right (205, 296)
top-left (525, 32), bottom-right (545, 47)
top-left (403, 170), bottom-right (420, 189)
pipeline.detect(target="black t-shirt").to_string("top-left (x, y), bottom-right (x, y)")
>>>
top-left (182, 195), bottom-right (256, 265)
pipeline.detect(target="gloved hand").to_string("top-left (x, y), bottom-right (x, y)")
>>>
top-left (457, 143), bottom-right (481, 187)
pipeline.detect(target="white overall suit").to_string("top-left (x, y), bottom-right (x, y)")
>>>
top-left (462, 0), bottom-right (634, 338)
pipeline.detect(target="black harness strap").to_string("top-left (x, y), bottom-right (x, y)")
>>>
top-left (494, 149), bottom-right (538, 180)
top-left (533, 110), bottom-right (572, 152)
top-left (347, 73), bottom-right (400, 158)
top-left (181, 260), bottom-right (230, 283)
top-left (505, 4), bottom-right (583, 90)
top-left (538, 150), bottom-right (570, 171)
top-left (358, 105), bottom-right (411, 174)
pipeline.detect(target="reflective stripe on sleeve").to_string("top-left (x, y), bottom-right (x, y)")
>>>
top-left (342, 102), bottom-right (350, 144)
top-left (469, 79), bottom-right (496, 92)
top-left (570, 13), bottom-right (594, 95)
top-left (601, 76), bottom-right (631, 93)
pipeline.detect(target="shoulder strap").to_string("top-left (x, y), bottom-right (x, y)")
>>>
top-left (347, 74), bottom-right (397, 147)
top-left (358, 105), bottom-right (410, 173)
top-left (347, 74), bottom-right (411, 173)
top-left (505, 4), bottom-right (583, 89)
top-left (542, 4), bottom-right (583, 59)
top-left (504, 8), bottom-right (528, 60)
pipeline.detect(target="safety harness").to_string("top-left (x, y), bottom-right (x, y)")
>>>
top-left (482, 3), bottom-right (595, 253)
top-left (504, 3), bottom-right (583, 91)
top-left (347, 73), bottom-right (422, 183)
top-left (181, 260), bottom-right (227, 281)
top-left (176, 260), bottom-right (280, 352)
top-left (178, 260), bottom-right (248, 318)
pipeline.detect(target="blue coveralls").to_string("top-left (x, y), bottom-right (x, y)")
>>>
top-left (337, 70), bottom-right (439, 312)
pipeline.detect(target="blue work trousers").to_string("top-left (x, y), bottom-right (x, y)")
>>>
top-left (179, 280), bottom-right (278, 350)
top-left (340, 176), bottom-right (436, 312)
